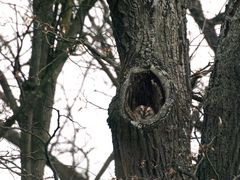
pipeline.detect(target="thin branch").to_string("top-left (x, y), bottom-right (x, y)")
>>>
top-left (189, 36), bottom-right (205, 60)
top-left (83, 41), bottom-right (119, 87)
top-left (66, 57), bottom-right (93, 111)
top-left (205, 151), bottom-right (220, 180)
top-left (83, 40), bottom-right (119, 70)
top-left (86, 99), bottom-right (108, 110)
top-left (0, 156), bottom-right (22, 177)
top-left (188, 0), bottom-right (220, 52)
top-left (0, 70), bottom-right (18, 113)
top-left (0, 34), bottom-right (16, 59)
top-left (0, 126), bottom-right (87, 180)
top-left (194, 135), bottom-right (220, 179)
top-left (45, 107), bottom-right (62, 180)
top-left (95, 151), bottom-right (114, 180)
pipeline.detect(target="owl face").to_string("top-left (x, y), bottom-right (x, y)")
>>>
top-left (133, 105), bottom-right (155, 121)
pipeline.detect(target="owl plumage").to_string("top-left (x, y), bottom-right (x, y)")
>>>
top-left (132, 105), bottom-right (155, 121)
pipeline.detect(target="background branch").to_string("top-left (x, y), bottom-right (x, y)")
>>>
top-left (0, 126), bottom-right (87, 180)
top-left (0, 70), bottom-right (18, 113)
top-left (188, 0), bottom-right (224, 52)
top-left (95, 151), bottom-right (114, 180)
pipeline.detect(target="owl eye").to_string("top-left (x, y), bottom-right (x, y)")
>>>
top-left (144, 107), bottom-right (155, 118)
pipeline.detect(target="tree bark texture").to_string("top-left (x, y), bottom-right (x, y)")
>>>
top-left (18, 1), bottom-right (55, 179)
top-left (107, 0), bottom-right (192, 179)
top-left (198, 0), bottom-right (240, 179)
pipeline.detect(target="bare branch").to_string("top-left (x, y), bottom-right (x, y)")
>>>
top-left (45, 107), bottom-right (62, 180)
top-left (82, 40), bottom-right (119, 70)
top-left (95, 151), bottom-right (114, 180)
top-left (83, 41), bottom-right (119, 87)
top-left (0, 34), bottom-right (16, 59)
top-left (0, 126), bottom-right (87, 180)
top-left (48, 0), bottom-right (98, 75)
top-left (0, 70), bottom-right (19, 113)
top-left (188, 0), bottom-right (221, 52)
top-left (86, 99), bottom-right (108, 110)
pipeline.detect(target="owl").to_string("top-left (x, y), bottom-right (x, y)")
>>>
top-left (132, 105), bottom-right (155, 121)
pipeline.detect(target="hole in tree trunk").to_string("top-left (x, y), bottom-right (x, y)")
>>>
top-left (125, 70), bottom-right (165, 121)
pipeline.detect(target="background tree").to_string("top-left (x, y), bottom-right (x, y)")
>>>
top-left (0, 0), bottom-right (115, 179)
top-left (1, 0), bottom-right (239, 179)
top-left (197, 1), bottom-right (240, 179)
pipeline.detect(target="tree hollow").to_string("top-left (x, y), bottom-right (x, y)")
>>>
top-left (120, 67), bottom-right (174, 127)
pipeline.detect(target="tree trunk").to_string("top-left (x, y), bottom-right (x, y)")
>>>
top-left (17, 0), bottom-right (97, 179)
top-left (107, 0), bottom-right (192, 179)
top-left (18, 1), bottom-right (55, 179)
top-left (197, 1), bottom-right (240, 179)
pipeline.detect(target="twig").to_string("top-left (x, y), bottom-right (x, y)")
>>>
top-left (1, 127), bottom-right (87, 180)
top-left (86, 100), bottom-right (108, 110)
top-left (95, 151), bottom-right (114, 180)
top-left (205, 151), bottom-right (220, 180)
top-left (83, 41), bottom-right (119, 87)
top-left (193, 134), bottom-right (220, 179)
top-left (45, 107), bottom-right (62, 180)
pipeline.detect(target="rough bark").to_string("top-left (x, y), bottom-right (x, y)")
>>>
top-left (107, 0), bottom-right (192, 179)
top-left (198, 0), bottom-right (240, 179)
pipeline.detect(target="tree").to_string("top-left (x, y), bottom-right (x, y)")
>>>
top-left (107, 0), bottom-right (191, 179)
top-left (197, 1), bottom-right (240, 179)
top-left (0, 0), bottom-right (112, 179)
top-left (0, 0), bottom-right (240, 180)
